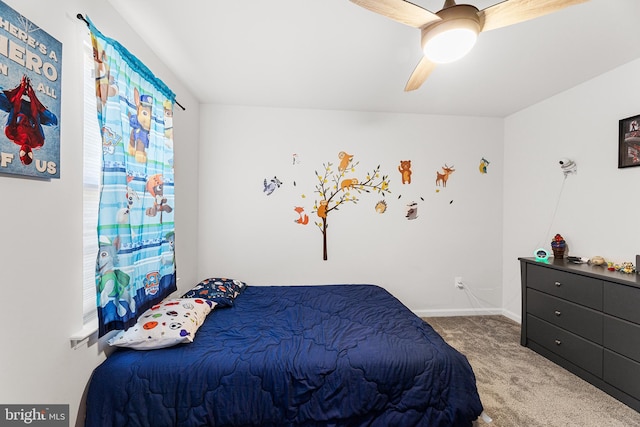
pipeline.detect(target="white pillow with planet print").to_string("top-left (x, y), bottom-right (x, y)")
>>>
top-left (108, 298), bottom-right (216, 350)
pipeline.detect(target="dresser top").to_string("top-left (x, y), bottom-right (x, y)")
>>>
top-left (519, 257), bottom-right (640, 288)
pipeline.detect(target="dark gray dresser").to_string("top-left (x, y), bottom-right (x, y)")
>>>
top-left (520, 257), bottom-right (640, 412)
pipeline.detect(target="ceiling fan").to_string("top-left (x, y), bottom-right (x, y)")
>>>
top-left (349, 0), bottom-right (589, 91)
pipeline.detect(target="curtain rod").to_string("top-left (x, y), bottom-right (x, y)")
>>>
top-left (76, 13), bottom-right (186, 111)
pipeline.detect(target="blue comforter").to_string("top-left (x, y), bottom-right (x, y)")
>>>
top-left (85, 285), bottom-right (482, 426)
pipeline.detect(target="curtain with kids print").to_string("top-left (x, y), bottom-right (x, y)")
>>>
top-left (88, 18), bottom-right (177, 337)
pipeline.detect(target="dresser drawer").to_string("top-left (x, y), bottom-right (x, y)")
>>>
top-left (527, 288), bottom-right (603, 344)
top-left (527, 264), bottom-right (602, 310)
top-left (604, 281), bottom-right (640, 324)
top-left (527, 314), bottom-right (603, 377)
top-left (604, 349), bottom-right (640, 400)
top-left (604, 315), bottom-right (640, 363)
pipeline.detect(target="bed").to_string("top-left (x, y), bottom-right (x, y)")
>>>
top-left (85, 284), bottom-right (483, 426)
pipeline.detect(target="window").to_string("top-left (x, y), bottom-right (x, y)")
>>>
top-left (81, 27), bottom-right (100, 330)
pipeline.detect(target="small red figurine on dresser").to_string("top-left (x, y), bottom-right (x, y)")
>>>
top-left (551, 234), bottom-right (566, 259)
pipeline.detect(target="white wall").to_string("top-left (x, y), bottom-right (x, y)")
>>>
top-left (198, 105), bottom-right (504, 316)
top-left (502, 58), bottom-right (640, 320)
top-left (0, 1), bottom-right (200, 425)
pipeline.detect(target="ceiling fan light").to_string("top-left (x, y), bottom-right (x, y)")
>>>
top-left (423, 27), bottom-right (477, 64)
top-left (420, 4), bottom-right (481, 64)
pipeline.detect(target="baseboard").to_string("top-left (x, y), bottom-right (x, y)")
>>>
top-left (414, 307), bottom-right (522, 324)
top-left (501, 309), bottom-right (521, 324)
top-left (414, 308), bottom-right (503, 318)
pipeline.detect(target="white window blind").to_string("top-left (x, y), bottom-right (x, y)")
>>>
top-left (82, 27), bottom-right (101, 328)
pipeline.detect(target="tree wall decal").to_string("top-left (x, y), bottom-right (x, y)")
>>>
top-left (312, 153), bottom-right (391, 260)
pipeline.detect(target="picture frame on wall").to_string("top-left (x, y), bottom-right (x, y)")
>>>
top-left (0, 0), bottom-right (62, 179)
top-left (619, 114), bottom-right (640, 168)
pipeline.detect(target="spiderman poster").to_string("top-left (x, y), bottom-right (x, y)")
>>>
top-left (0, 1), bottom-right (61, 179)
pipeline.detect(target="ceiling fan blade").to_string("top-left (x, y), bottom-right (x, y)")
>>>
top-left (479, 0), bottom-right (589, 33)
top-left (350, 0), bottom-right (440, 28)
top-left (405, 57), bottom-right (436, 92)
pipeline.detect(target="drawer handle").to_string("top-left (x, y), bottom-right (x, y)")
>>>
top-left (555, 281), bottom-right (562, 287)
top-left (554, 310), bottom-right (562, 316)
top-left (555, 339), bottom-right (562, 345)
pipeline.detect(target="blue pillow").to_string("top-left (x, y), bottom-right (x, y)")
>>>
top-left (182, 277), bottom-right (246, 307)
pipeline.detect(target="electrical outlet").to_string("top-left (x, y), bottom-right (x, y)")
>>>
top-left (454, 276), bottom-right (464, 289)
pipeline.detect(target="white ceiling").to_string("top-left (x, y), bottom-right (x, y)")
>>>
top-left (108, 0), bottom-right (640, 117)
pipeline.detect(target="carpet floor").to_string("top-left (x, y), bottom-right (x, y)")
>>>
top-left (424, 315), bottom-right (640, 427)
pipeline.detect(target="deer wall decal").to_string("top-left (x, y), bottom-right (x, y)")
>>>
top-left (436, 164), bottom-right (455, 187)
